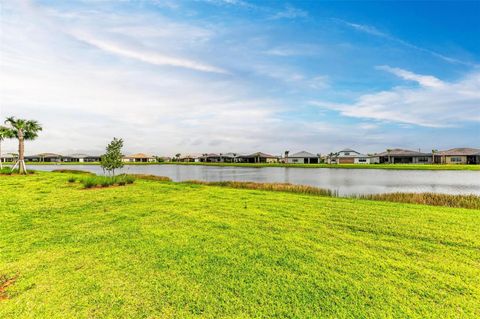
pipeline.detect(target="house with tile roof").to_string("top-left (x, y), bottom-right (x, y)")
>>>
top-left (285, 151), bottom-right (320, 164)
top-left (434, 148), bottom-right (480, 164)
top-left (374, 149), bottom-right (432, 164)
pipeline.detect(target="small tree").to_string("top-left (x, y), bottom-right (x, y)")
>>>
top-left (101, 138), bottom-right (124, 176)
top-left (4, 117), bottom-right (42, 174)
top-left (175, 153), bottom-right (181, 162)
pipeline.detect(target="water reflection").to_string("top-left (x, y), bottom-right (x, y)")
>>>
top-left (32, 164), bottom-right (480, 196)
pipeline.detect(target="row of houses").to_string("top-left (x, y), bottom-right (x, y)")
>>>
top-left (326, 148), bottom-right (480, 165)
top-left (174, 148), bottom-right (480, 165)
top-left (0, 153), bottom-right (157, 163)
top-left (1, 148), bottom-right (479, 164)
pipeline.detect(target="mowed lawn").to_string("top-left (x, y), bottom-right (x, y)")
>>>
top-left (1, 173), bottom-right (479, 318)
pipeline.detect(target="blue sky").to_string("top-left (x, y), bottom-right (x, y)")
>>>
top-left (1, 0), bottom-right (479, 156)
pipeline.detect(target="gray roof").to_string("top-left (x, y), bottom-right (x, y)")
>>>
top-left (437, 148), bottom-right (480, 156)
top-left (239, 152), bottom-right (277, 158)
top-left (339, 148), bottom-right (356, 153)
top-left (376, 149), bottom-right (431, 157)
top-left (26, 153), bottom-right (62, 158)
top-left (289, 151), bottom-right (318, 158)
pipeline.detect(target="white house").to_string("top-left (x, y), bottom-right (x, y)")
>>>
top-left (328, 148), bottom-right (371, 164)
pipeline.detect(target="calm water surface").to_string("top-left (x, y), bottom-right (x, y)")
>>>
top-left (31, 164), bottom-right (480, 196)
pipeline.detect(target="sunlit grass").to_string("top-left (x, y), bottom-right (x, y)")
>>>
top-left (1, 172), bottom-right (479, 318)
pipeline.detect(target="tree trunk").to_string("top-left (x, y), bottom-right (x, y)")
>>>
top-left (18, 130), bottom-right (26, 174)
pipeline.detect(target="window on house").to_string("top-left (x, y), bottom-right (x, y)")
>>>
top-left (358, 158), bottom-right (366, 162)
top-left (344, 152), bottom-right (350, 155)
top-left (451, 157), bottom-right (462, 162)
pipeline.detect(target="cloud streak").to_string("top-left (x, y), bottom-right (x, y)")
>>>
top-left (73, 32), bottom-right (228, 74)
top-left (338, 19), bottom-right (476, 67)
top-left (311, 67), bottom-right (480, 127)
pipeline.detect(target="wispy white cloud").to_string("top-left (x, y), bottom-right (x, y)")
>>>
top-left (337, 19), bottom-right (476, 67)
top-left (311, 67), bottom-right (480, 127)
top-left (376, 65), bottom-right (445, 88)
top-left (270, 5), bottom-right (308, 20)
top-left (72, 32), bottom-right (228, 74)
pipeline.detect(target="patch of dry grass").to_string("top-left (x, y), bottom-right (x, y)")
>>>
top-left (186, 180), bottom-right (335, 197)
top-left (355, 192), bottom-right (480, 209)
top-left (128, 174), bottom-right (172, 182)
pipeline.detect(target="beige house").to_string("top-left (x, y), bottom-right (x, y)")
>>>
top-left (123, 153), bottom-right (156, 163)
top-left (435, 148), bottom-right (480, 164)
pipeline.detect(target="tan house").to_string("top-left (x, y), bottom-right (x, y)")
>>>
top-left (374, 149), bottom-right (432, 164)
top-left (435, 148), bottom-right (480, 164)
top-left (123, 153), bottom-right (156, 163)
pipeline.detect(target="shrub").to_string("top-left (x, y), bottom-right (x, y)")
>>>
top-left (78, 174), bottom-right (135, 189)
top-left (67, 177), bottom-right (76, 183)
top-left (0, 167), bottom-right (35, 175)
top-left (0, 168), bottom-right (13, 175)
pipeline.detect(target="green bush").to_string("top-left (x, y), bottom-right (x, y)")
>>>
top-left (78, 174), bottom-right (135, 189)
top-left (67, 177), bottom-right (76, 183)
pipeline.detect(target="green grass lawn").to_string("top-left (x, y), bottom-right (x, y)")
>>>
top-left (1, 172), bottom-right (479, 318)
top-left (6, 161), bottom-right (480, 170)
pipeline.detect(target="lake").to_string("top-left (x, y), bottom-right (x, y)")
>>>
top-left (30, 164), bottom-right (480, 196)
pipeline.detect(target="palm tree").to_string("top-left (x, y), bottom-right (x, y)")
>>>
top-left (0, 126), bottom-right (14, 169)
top-left (4, 117), bottom-right (42, 174)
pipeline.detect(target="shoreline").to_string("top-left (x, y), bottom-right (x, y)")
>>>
top-left (4, 161), bottom-right (480, 170)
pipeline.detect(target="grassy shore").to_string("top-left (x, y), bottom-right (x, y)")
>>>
top-left (1, 172), bottom-right (479, 318)
top-left (3, 161), bottom-right (479, 170)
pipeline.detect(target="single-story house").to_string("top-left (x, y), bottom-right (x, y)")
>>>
top-left (63, 154), bottom-right (101, 162)
top-left (327, 148), bottom-right (371, 164)
top-left (285, 151), bottom-right (320, 164)
top-left (374, 149), bottom-right (432, 164)
top-left (237, 152), bottom-right (279, 163)
top-left (0, 153), bottom-right (17, 163)
top-left (25, 153), bottom-right (63, 162)
top-left (199, 153), bottom-right (237, 163)
top-left (434, 148), bottom-right (480, 164)
top-left (177, 154), bottom-right (201, 162)
top-left (122, 153), bottom-right (156, 163)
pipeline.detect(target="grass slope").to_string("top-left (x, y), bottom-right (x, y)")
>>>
top-left (1, 172), bottom-right (479, 318)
